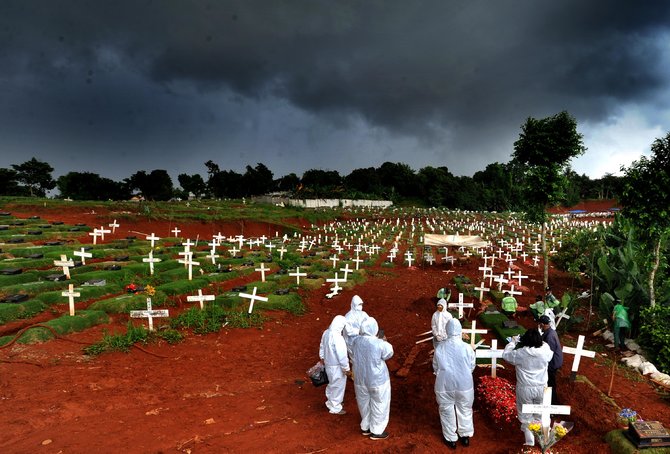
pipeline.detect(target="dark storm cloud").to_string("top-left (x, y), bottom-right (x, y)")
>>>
top-left (1, 0), bottom-right (670, 180)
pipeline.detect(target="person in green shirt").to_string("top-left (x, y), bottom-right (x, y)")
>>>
top-left (545, 287), bottom-right (560, 309)
top-left (612, 302), bottom-right (631, 350)
top-left (529, 295), bottom-right (545, 321)
top-left (501, 291), bottom-right (518, 318)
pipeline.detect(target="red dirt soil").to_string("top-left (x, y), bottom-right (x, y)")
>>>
top-left (1, 201), bottom-right (667, 454)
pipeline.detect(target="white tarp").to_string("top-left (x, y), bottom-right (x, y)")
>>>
top-left (423, 233), bottom-right (488, 249)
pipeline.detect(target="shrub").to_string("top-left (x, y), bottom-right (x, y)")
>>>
top-left (638, 305), bottom-right (670, 374)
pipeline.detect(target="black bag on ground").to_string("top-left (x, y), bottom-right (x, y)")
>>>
top-left (307, 362), bottom-right (329, 387)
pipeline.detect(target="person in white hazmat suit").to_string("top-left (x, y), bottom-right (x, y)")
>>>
top-left (431, 298), bottom-right (452, 347)
top-left (319, 315), bottom-right (351, 415)
top-left (344, 295), bottom-right (369, 356)
top-left (433, 318), bottom-right (476, 449)
top-left (502, 328), bottom-right (554, 446)
top-left (351, 317), bottom-right (394, 440)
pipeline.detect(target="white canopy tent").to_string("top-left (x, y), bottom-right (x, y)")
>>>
top-left (423, 233), bottom-right (488, 249)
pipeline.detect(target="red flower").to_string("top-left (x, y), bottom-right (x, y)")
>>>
top-left (476, 376), bottom-right (517, 426)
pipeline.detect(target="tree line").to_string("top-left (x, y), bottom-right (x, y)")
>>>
top-left (0, 112), bottom-right (623, 210)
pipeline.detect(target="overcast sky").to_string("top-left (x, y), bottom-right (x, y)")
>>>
top-left (2, 1), bottom-right (670, 183)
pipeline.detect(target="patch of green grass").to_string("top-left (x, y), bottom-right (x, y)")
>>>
top-left (0, 299), bottom-right (47, 324)
top-left (256, 293), bottom-right (305, 315)
top-left (224, 310), bottom-right (265, 328)
top-left (0, 310), bottom-right (109, 345)
top-left (83, 322), bottom-right (150, 355)
top-left (171, 304), bottom-right (228, 334)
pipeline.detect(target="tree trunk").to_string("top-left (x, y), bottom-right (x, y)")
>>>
top-left (542, 222), bottom-right (549, 289)
top-left (649, 237), bottom-right (661, 307)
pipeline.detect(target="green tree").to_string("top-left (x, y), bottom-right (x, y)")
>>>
top-left (276, 173), bottom-right (300, 192)
top-left (416, 166), bottom-right (453, 207)
top-left (11, 157), bottom-right (56, 197)
top-left (177, 173), bottom-right (207, 199)
top-left (378, 162), bottom-right (419, 199)
top-left (301, 169), bottom-right (342, 197)
top-left (127, 169), bottom-right (174, 201)
top-left (0, 168), bottom-right (25, 196)
top-left (345, 167), bottom-right (383, 197)
top-left (57, 172), bottom-right (130, 200)
top-left (242, 163), bottom-right (274, 196)
top-left (512, 111), bottom-right (586, 288)
top-left (620, 133), bottom-right (670, 307)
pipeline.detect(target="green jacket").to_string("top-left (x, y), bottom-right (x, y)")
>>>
top-left (501, 296), bottom-right (518, 312)
top-left (613, 304), bottom-right (631, 329)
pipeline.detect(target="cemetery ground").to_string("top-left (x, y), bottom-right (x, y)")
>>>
top-left (0, 201), bottom-right (668, 453)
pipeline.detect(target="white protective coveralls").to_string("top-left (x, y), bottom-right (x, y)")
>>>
top-left (344, 295), bottom-right (369, 356)
top-left (502, 338), bottom-right (554, 445)
top-left (351, 317), bottom-right (394, 435)
top-left (433, 319), bottom-right (476, 442)
top-left (319, 315), bottom-right (350, 413)
top-left (431, 298), bottom-right (453, 345)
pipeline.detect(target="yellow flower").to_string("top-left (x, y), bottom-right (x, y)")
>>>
top-left (554, 425), bottom-right (567, 438)
top-left (528, 423), bottom-right (542, 433)
top-left (144, 284), bottom-right (156, 296)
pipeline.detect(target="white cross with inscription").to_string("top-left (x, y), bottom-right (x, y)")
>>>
top-left (522, 387), bottom-right (571, 438)
top-left (143, 250), bottom-right (161, 275)
top-left (562, 335), bottom-right (596, 378)
top-left (494, 274), bottom-right (508, 291)
top-left (255, 262), bottom-right (268, 282)
top-left (171, 227), bottom-right (181, 237)
top-left (448, 293), bottom-right (474, 319)
top-left (54, 254), bottom-right (74, 279)
top-left (73, 247), bottom-right (92, 265)
top-left (277, 246), bottom-right (287, 260)
top-left (326, 272), bottom-right (345, 293)
top-left (62, 283), bottom-right (80, 316)
top-left (109, 219), bottom-right (119, 234)
top-left (130, 298), bottom-right (169, 331)
top-left (187, 289), bottom-right (215, 310)
top-left (289, 267), bottom-right (307, 285)
top-left (239, 287), bottom-right (268, 314)
top-left (475, 339), bottom-right (504, 378)
top-left (146, 233), bottom-right (160, 249)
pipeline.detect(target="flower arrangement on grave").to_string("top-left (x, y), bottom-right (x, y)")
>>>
top-left (143, 284), bottom-right (156, 296)
top-left (616, 408), bottom-right (640, 427)
top-left (475, 375), bottom-right (517, 425)
top-left (528, 421), bottom-right (573, 454)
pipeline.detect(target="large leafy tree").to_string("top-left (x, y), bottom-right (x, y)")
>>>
top-left (177, 173), bottom-right (207, 199)
top-left (620, 133), bottom-right (670, 307)
top-left (242, 163), bottom-right (274, 196)
top-left (57, 172), bottom-right (130, 200)
top-left (127, 169), bottom-right (174, 201)
top-left (11, 157), bottom-right (56, 197)
top-left (512, 111), bottom-right (586, 287)
top-left (0, 168), bottom-right (26, 196)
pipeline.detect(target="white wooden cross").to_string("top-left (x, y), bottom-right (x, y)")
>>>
top-left (97, 226), bottom-right (111, 240)
top-left (171, 227), bottom-right (181, 237)
top-left (514, 270), bottom-right (529, 286)
top-left (255, 262), bottom-right (268, 282)
top-left (205, 241), bottom-right (219, 264)
top-left (504, 267), bottom-right (515, 280)
top-left (555, 308), bottom-right (571, 327)
top-left (239, 287), bottom-right (268, 314)
top-left (54, 254), bottom-right (74, 279)
top-left (425, 254), bottom-right (435, 265)
top-left (326, 272), bottom-right (345, 293)
top-left (494, 274), bottom-right (508, 291)
top-left (339, 263), bottom-right (352, 281)
top-left (187, 289), bottom-right (215, 310)
top-left (522, 387), bottom-right (571, 437)
top-left (508, 285), bottom-right (523, 298)
top-left (405, 251), bottom-right (414, 267)
top-left (461, 320), bottom-right (488, 350)
top-left (562, 335), bottom-right (596, 378)
top-left (229, 246), bottom-right (239, 257)
top-left (143, 250), bottom-right (161, 275)
top-left (62, 283), bottom-right (80, 316)
top-left (265, 242), bottom-right (276, 255)
top-left (178, 252), bottom-right (200, 281)
top-left (353, 255), bottom-right (364, 270)
top-left (109, 219), bottom-right (119, 234)
top-left (73, 247), bottom-right (92, 265)
top-left (532, 255), bottom-right (540, 267)
top-left (130, 298), bottom-right (169, 331)
top-left (289, 266), bottom-right (307, 285)
top-left (474, 282), bottom-right (490, 302)
top-left (278, 246), bottom-right (287, 260)
top-left (88, 229), bottom-right (102, 245)
top-left (475, 339), bottom-right (504, 378)
top-left (146, 233), bottom-right (160, 249)
top-left (448, 293), bottom-right (473, 319)
top-left (329, 254), bottom-right (340, 268)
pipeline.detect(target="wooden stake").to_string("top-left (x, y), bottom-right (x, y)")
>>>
top-left (607, 350), bottom-right (617, 397)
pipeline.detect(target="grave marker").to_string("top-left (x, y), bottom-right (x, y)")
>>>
top-left (289, 267), bottom-right (307, 285)
top-left (62, 283), bottom-right (80, 316)
top-left (475, 339), bottom-right (504, 378)
top-left (255, 262), bottom-right (268, 282)
top-left (73, 247), bottom-right (92, 265)
top-left (143, 251), bottom-right (161, 276)
top-left (187, 289), bottom-right (215, 310)
top-left (130, 298), bottom-right (169, 331)
top-left (562, 335), bottom-right (596, 379)
top-left (522, 387), bottom-right (571, 438)
top-left (53, 255), bottom-right (74, 280)
top-left (239, 287), bottom-right (268, 314)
